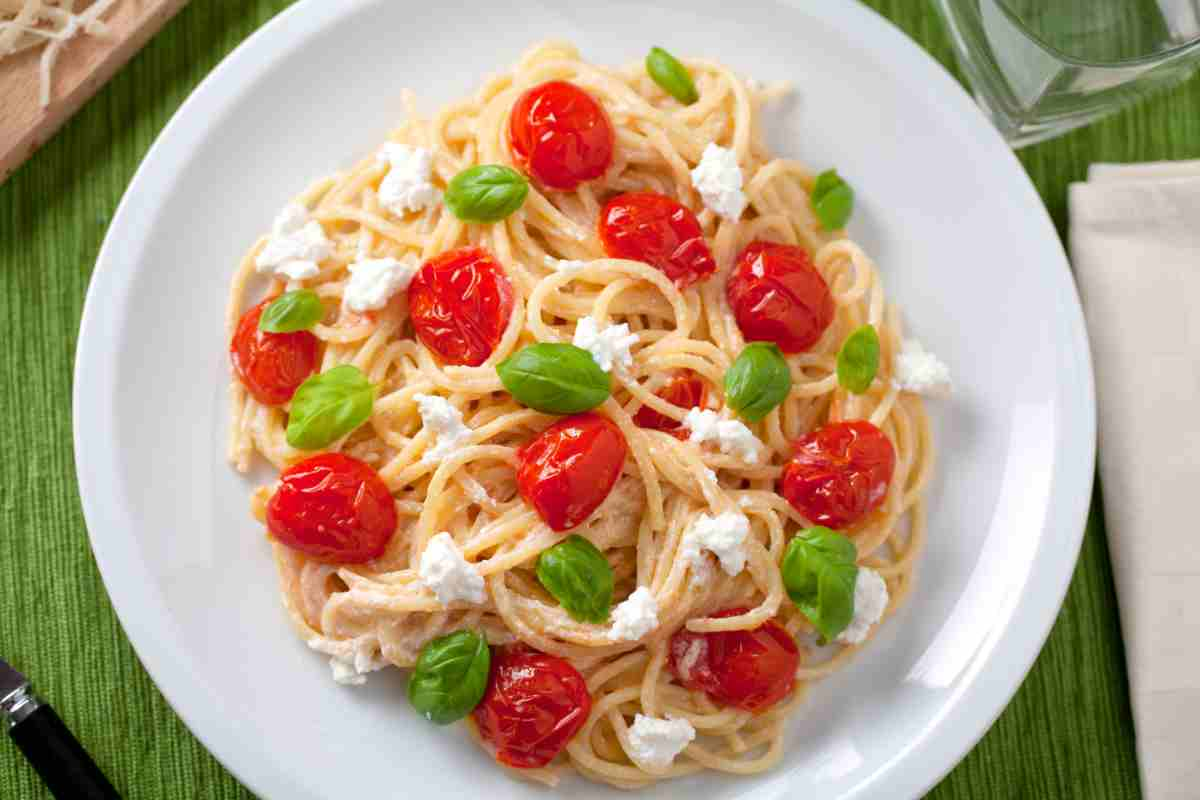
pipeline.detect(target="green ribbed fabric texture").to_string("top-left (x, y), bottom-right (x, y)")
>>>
top-left (3, 1), bottom-right (1193, 796)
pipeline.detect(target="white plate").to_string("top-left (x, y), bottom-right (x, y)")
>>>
top-left (73, 1), bottom-right (1095, 798)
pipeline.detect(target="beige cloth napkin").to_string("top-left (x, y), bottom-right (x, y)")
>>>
top-left (1070, 161), bottom-right (1200, 800)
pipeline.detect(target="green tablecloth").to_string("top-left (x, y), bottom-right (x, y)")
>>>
top-left (3, 2), bottom-right (1192, 796)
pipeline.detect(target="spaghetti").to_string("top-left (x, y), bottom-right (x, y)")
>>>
top-left (0, 0), bottom-right (120, 107)
top-left (225, 41), bottom-right (934, 788)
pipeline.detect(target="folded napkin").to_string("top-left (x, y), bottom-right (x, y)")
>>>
top-left (1070, 161), bottom-right (1200, 800)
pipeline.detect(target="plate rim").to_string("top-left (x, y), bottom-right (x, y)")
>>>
top-left (72, 1), bottom-right (1097, 798)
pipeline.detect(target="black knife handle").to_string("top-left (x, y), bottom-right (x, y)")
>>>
top-left (9, 703), bottom-right (121, 799)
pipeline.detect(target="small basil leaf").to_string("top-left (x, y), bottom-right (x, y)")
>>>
top-left (407, 630), bottom-right (491, 724)
top-left (444, 165), bottom-right (529, 223)
top-left (259, 290), bottom-right (325, 333)
top-left (811, 169), bottom-right (854, 231)
top-left (286, 364), bottom-right (375, 449)
top-left (781, 526), bottom-right (858, 642)
top-left (646, 47), bottom-right (699, 105)
top-left (536, 535), bottom-right (614, 623)
top-left (497, 343), bottom-right (611, 414)
top-left (724, 342), bottom-right (791, 422)
top-left (836, 325), bottom-right (880, 394)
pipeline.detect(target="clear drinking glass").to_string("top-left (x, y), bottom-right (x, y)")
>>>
top-left (933, 0), bottom-right (1200, 146)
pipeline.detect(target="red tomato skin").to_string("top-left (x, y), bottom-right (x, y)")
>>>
top-left (408, 247), bottom-right (514, 367)
top-left (779, 420), bottom-right (896, 529)
top-left (508, 80), bottom-right (615, 191)
top-left (726, 241), bottom-right (835, 354)
top-left (473, 645), bottom-right (592, 768)
top-left (667, 608), bottom-right (800, 713)
top-left (266, 453), bottom-right (397, 563)
top-left (230, 298), bottom-right (320, 405)
top-left (599, 192), bottom-right (717, 288)
top-left (632, 371), bottom-right (708, 434)
top-left (516, 413), bottom-right (628, 532)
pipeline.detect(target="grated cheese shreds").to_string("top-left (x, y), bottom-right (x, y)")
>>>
top-left (1, 0), bottom-right (119, 108)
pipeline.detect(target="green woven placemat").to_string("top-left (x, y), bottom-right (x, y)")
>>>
top-left (3, 1), bottom-right (1191, 796)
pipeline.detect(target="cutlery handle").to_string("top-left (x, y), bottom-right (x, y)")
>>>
top-left (9, 702), bottom-right (121, 799)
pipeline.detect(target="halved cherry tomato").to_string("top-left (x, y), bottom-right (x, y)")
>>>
top-left (473, 645), bottom-right (592, 768)
top-left (508, 80), bottom-right (614, 191)
top-left (599, 192), bottom-right (717, 288)
top-left (266, 453), bottom-right (397, 563)
top-left (230, 297), bottom-right (320, 405)
top-left (516, 413), bottom-right (627, 531)
top-left (779, 420), bottom-right (895, 529)
top-left (726, 241), bottom-right (835, 353)
top-left (633, 370), bottom-right (708, 434)
top-left (408, 246), bottom-right (514, 367)
top-left (667, 608), bottom-right (800, 713)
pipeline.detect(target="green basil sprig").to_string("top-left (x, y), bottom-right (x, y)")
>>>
top-left (646, 47), bottom-right (699, 105)
top-left (259, 289), bottom-right (325, 333)
top-left (444, 165), bottom-right (529, 223)
top-left (497, 343), bottom-right (611, 414)
top-left (811, 169), bottom-right (854, 231)
top-left (536, 535), bottom-right (614, 623)
top-left (836, 325), bottom-right (880, 394)
top-left (286, 365), bottom-right (375, 449)
top-left (725, 343), bottom-right (791, 422)
top-left (407, 630), bottom-right (491, 724)
top-left (781, 527), bottom-right (859, 642)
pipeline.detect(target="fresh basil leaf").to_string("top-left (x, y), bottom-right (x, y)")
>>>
top-left (536, 535), bottom-right (614, 623)
top-left (407, 630), bottom-right (491, 725)
top-left (444, 165), bottom-right (529, 223)
top-left (836, 325), bottom-right (880, 394)
top-left (646, 47), bottom-right (699, 105)
top-left (259, 290), bottom-right (325, 333)
top-left (725, 342), bottom-right (791, 422)
top-left (497, 343), bottom-right (611, 414)
top-left (781, 526), bottom-right (858, 642)
top-left (811, 169), bottom-right (854, 231)
top-left (286, 364), bottom-right (375, 449)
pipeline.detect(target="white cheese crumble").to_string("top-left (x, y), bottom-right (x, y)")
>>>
top-left (626, 714), bottom-right (696, 771)
top-left (376, 143), bottom-right (440, 216)
top-left (690, 143), bottom-right (747, 220)
top-left (894, 339), bottom-right (952, 396)
top-left (344, 256), bottom-right (418, 312)
top-left (608, 587), bottom-right (659, 641)
top-left (255, 203), bottom-right (333, 280)
top-left (414, 393), bottom-right (473, 464)
top-left (307, 636), bottom-right (388, 686)
top-left (682, 511), bottom-right (750, 576)
top-left (544, 255), bottom-right (588, 274)
top-left (837, 568), bottom-right (889, 645)
top-left (682, 408), bottom-right (761, 464)
top-left (418, 531), bottom-right (486, 605)
top-left (573, 317), bottom-right (639, 373)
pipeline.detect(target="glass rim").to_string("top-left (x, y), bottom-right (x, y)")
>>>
top-left (988, 0), bottom-right (1200, 68)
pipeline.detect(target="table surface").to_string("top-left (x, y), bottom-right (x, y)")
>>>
top-left (2, 1), bottom-right (1193, 797)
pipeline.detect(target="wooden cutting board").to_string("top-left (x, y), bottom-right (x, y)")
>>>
top-left (0, 0), bottom-right (190, 184)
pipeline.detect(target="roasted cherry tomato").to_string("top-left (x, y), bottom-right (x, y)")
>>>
top-left (726, 241), bottom-right (835, 354)
top-left (779, 420), bottom-right (895, 529)
top-left (633, 370), bottom-right (708, 434)
top-left (408, 246), bottom-right (514, 367)
top-left (230, 297), bottom-right (320, 405)
top-left (266, 453), bottom-right (397, 563)
top-left (473, 645), bottom-right (592, 768)
top-left (599, 192), bottom-right (717, 288)
top-left (667, 608), bottom-right (800, 713)
top-left (508, 80), bottom-right (614, 191)
top-left (517, 413), bottom-right (627, 531)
